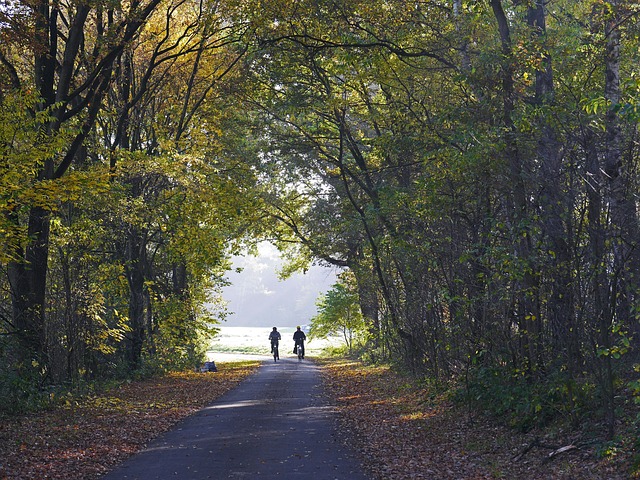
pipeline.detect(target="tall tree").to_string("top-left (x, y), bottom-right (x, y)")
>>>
top-left (1, 0), bottom-right (164, 369)
top-left (99, 0), bottom-right (249, 368)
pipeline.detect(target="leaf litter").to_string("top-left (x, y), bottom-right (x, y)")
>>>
top-left (0, 362), bottom-right (259, 479)
top-left (0, 358), bottom-right (636, 479)
top-left (320, 359), bottom-right (636, 480)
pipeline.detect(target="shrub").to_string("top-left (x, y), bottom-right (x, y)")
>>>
top-left (460, 365), bottom-right (597, 432)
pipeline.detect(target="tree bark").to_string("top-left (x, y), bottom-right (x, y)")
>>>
top-left (7, 205), bottom-right (52, 365)
top-left (600, 0), bottom-right (635, 440)
top-left (125, 224), bottom-right (148, 370)
top-left (527, 1), bottom-right (576, 370)
top-left (604, 0), bottom-right (640, 334)
top-left (489, 0), bottom-right (542, 374)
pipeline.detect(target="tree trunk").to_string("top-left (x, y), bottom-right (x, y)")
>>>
top-left (527, 1), bottom-right (576, 371)
top-left (352, 263), bottom-right (381, 359)
top-left (600, 0), bottom-right (634, 440)
top-left (7, 204), bottom-right (52, 367)
top-left (125, 225), bottom-right (147, 370)
top-left (604, 0), bottom-right (640, 336)
top-left (6, 0), bottom-right (56, 366)
top-left (490, 0), bottom-right (542, 374)
top-left (583, 126), bottom-right (615, 438)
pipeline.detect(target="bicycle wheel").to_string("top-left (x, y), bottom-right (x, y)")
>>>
top-left (297, 345), bottom-right (303, 361)
top-left (273, 345), bottom-right (279, 362)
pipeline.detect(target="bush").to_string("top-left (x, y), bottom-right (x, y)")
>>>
top-left (460, 366), bottom-right (597, 432)
top-left (0, 359), bottom-right (51, 415)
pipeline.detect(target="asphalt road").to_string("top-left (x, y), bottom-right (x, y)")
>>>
top-left (102, 357), bottom-right (369, 479)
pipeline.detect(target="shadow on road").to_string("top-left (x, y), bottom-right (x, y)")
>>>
top-left (102, 359), bottom-right (369, 479)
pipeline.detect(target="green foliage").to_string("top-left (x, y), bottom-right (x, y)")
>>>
top-left (149, 289), bottom-right (221, 372)
top-left (309, 271), bottom-right (366, 354)
top-left (0, 91), bottom-right (71, 263)
top-left (596, 323), bottom-right (632, 360)
top-left (631, 365), bottom-right (640, 407)
top-left (318, 343), bottom-right (352, 358)
top-left (630, 363), bottom-right (640, 466)
top-left (461, 366), bottom-right (597, 432)
top-left (0, 336), bottom-right (52, 414)
top-left (39, 176), bottom-right (136, 384)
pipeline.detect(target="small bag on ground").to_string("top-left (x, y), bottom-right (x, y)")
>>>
top-left (200, 361), bottom-right (217, 373)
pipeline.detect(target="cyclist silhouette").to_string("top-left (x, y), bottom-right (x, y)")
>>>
top-left (269, 327), bottom-right (281, 361)
top-left (293, 326), bottom-right (306, 359)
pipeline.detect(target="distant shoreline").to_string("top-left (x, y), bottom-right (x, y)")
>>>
top-left (208, 325), bottom-right (341, 359)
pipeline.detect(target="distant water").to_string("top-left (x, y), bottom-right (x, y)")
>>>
top-left (207, 326), bottom-right (340, 361)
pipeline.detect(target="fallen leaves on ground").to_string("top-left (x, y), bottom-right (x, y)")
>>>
top-left (320, 359), bottom-right (635, 480)
top-left (0, 361), bottom-right (260, 480)
top-left (1, 359), bottom-right (635, 479)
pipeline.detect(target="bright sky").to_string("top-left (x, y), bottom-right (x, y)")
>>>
top-left (220, 243), bottom-right (338, 328)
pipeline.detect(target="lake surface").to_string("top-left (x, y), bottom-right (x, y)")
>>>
top-left (207, 326), bottom-right (340, 362)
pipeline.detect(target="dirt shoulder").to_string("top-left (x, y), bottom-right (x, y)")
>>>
top-left (319, 358), bottom-right (636, 480)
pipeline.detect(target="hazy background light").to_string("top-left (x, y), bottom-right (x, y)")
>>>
top-left (220, 242), bottom-right (338, 328)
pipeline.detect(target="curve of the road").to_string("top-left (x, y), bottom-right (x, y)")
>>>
top-left (102, 357), bottom-right (369, 479)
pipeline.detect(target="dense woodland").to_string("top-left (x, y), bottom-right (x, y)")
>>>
top-left (1, 0), bottom-right (639, 453)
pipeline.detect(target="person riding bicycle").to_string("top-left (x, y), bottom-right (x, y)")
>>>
top-left (269, 327), bottom-right (281, 359)
top-left (293, 326), bottom-right (306, 358)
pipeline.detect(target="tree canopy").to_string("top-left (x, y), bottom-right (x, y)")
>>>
top-left (1, 0), bottom-right (640, 469)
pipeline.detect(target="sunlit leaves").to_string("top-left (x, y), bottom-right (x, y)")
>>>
top-left (310, 271), bottom-right (365, 352)
top-left (0, 91), bottom-right (71, 263)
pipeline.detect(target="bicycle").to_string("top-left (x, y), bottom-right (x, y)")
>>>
top-left (271, 341), bottom-right (279, 362)
top-left (295, 342), bottom-right (304, 361)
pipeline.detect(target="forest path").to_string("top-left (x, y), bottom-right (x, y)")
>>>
top-left (102, 358), bottom-right (368, 479)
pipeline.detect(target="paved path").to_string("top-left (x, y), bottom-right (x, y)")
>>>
top-left (102, 358), bottom-right (369, 479)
